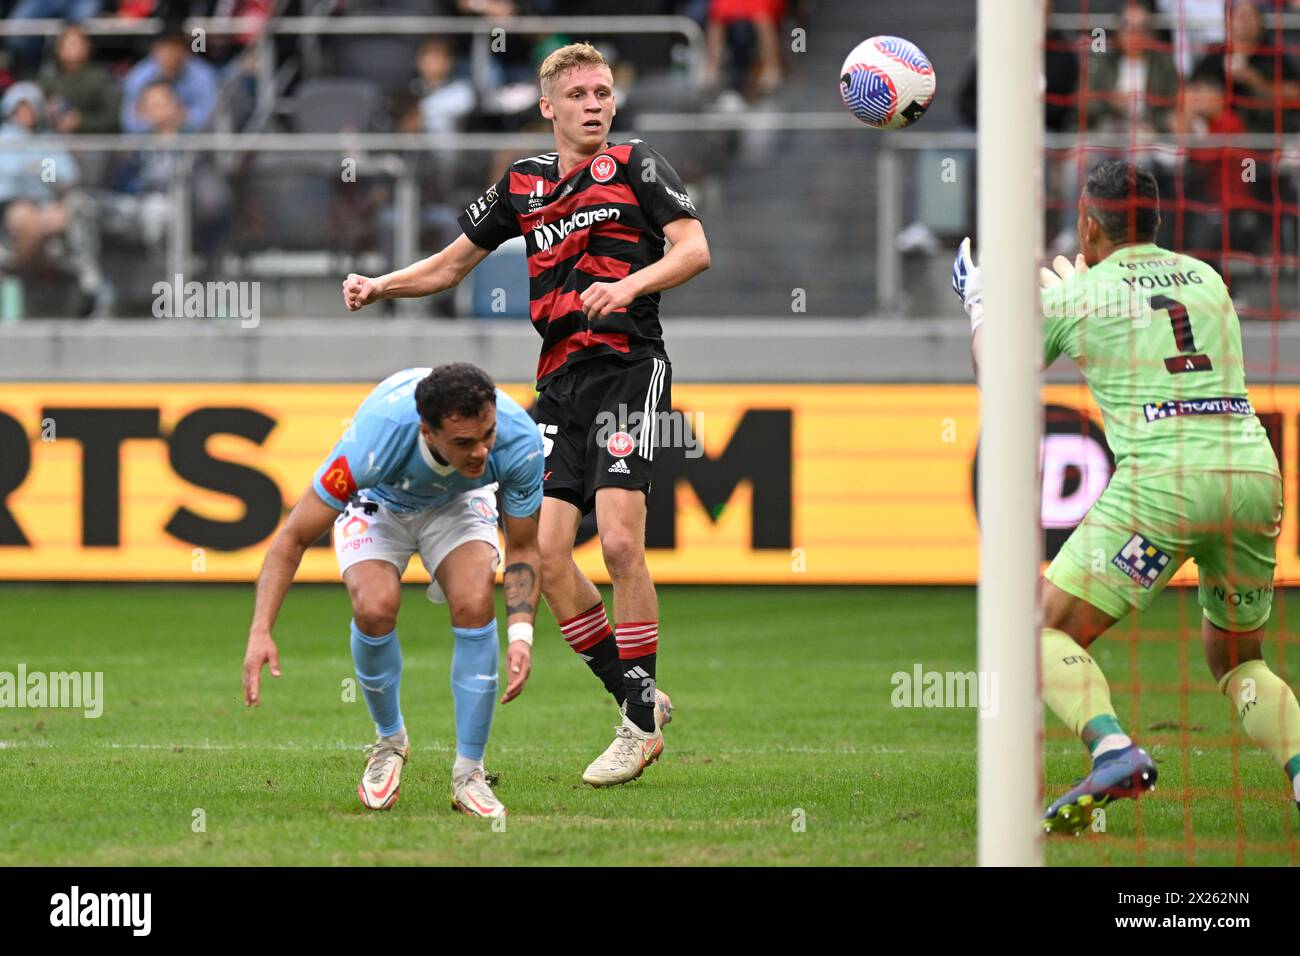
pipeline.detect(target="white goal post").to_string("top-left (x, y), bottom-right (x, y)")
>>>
top-left (976, 0), bottom-right (1045, 867)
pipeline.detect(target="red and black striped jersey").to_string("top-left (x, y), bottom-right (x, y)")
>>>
top-left (457, 139), bottom-right (701, 388)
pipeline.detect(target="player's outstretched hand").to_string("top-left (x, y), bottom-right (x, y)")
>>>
top-left (243, 629), bottom-right (281, 707)
top-left (1039, 253), bottom-right (1088, 289)
top-left (951, 237), bottom-right (982, 307)
top-left (952, 237), bottom-right (984, 332)
top-left (500, 639), bottom-right (532, 704)
top-left (342, 273), bottom-right (383, 312)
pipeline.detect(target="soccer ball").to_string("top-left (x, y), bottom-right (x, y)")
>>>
top-left (839, 36), bottom-right (936, 130)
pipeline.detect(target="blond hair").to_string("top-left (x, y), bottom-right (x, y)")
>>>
top-left (538, 42), bottom-right (611, 100)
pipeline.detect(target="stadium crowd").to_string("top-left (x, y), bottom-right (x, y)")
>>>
top-left (0, 0), bottom-right (799, 317)
top-left (960, 0), bottom-right (1300, 276)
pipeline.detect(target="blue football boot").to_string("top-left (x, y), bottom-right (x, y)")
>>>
top-left (1043, 745), bottom-right (1157, 835)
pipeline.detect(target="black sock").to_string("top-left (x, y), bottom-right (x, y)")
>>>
top-left (583, 633), bottom-right (627, 707)
top-left (621, 653), bottom-right (658, 732)
top-left (615, 622), bottom-right (660, 733)
top-left (558, 603), bottom-right (626, 706)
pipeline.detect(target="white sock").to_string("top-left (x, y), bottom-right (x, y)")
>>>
top-left (453, 754), bottom-right (483, 779)
top-left (1293, 774), bottom-right (1300, 803)
top-left (1092, 733), bottom-right (1133, 761)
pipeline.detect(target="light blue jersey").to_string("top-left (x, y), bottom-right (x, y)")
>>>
top-left (312, 368), bottom-right (544, 518)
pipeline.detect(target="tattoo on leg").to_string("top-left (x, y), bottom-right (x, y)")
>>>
top-left (503, 562), bottom-right (536, 616)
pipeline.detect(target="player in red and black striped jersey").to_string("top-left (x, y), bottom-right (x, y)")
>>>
top-left (342, 42), bottom-right (710, 788)
top-left (459, 137), bottom-right (698, 387)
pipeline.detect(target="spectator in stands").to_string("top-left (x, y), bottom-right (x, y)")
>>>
top-left (120, 28), bottom-right (220, 134)
top-left (0, 82), bottom-right (108, 314)
top-left (414, 38), bottom-right (476, 134)
top-left (1172, 60), bottom-right (1269, 263)
top-left (1193, 0), bottom-right (1300, 133)
top-left (108, 80), bottom-right (232, 256)
top-left (4, 0), bottom-right (101, 76)
top-left (38, 23), bottom-right (121, 134)
top-left (1156, 0), bottom-right (1226, 76)
top-left (1084, 0), bottom-right (1180, 133)
top-left (704, 0), bottom-right (785, 100)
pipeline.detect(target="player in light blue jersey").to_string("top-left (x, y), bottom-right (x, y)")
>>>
top-left (242, 364), bottom-right (545, 819)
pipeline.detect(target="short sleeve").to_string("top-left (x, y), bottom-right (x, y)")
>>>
top-left (498, 426), bottom-right (545, 519)
top-left (458, 169), bottom-right (520, 252)
top-left (311, 412), bottom-right (408, 511)
top-left (626, 141), bottom-right (702, 234)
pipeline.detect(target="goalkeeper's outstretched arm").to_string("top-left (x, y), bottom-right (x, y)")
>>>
top-left (342, 233), bottom-right (491, 311)
top-left (955, 240), bottom-right (1083, 380)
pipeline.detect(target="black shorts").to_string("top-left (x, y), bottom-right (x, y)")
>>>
top-left (533, 355), bottom-right (671, 514)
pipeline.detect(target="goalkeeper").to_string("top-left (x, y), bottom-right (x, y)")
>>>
top-left (953, 159), bottom-right (1300, 833)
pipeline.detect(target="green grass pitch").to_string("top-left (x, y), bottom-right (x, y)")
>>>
top-left (0, 584), bottom-right (1296, 866)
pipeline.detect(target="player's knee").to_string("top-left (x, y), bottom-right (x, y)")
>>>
top-left (353, 596), bottom-right (398, 637)
top-left (1202, 623), bottom-right (1265, 684)
top-left (447, 581), bottom-right (496, 629)
top-left (538, 534), bottom-right (572, 579)
top-left (600, 529), bottom-right (645, 579)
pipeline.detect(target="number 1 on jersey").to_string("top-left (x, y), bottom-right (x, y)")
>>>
top-left (1151, 293), bottom-right (1212, 373)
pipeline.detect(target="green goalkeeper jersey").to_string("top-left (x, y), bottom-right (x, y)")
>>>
top-left (1041, 242), bottom-right (1279, 478)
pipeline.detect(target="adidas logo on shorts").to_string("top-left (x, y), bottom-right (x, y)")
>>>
top-left (608, 459), bottom-right (631, 475)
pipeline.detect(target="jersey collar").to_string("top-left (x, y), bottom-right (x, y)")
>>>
top-left (555, 142), bottom-right (612, 184)
top-left (417, 435), bottom-right (458, 477)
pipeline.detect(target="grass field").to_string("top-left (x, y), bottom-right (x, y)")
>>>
top-left (0, 583), bottom-right (1297, 866)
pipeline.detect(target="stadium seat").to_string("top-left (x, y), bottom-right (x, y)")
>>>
top-left (235, 155), bottom-right (340, 252)
top-left (290, 77), bottom-right (385, 134)
top-left (458, 236), bottom-right (529, 319)
top-left (321, 34), bottom-right (424, 102)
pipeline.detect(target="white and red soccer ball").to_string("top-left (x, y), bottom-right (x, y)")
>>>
top-left (839, 36), bottom-right (936, 131)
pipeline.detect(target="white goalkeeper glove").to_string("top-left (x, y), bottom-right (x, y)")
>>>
top-left (951, 237), bottom-right (984, 334)
top-left (1039, 253), bottom-right (1088, 289)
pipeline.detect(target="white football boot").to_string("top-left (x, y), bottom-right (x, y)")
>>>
top-left (451, 767), bottom-right (508, 820)
top-left (358, 728), bottom-right (409, 810)
top-left (583, 708), bottom-right (666, 788)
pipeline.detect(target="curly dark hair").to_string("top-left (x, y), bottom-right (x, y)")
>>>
top-left (414, 363), bottom-right (497, 430)
top-left (1084, 160), bottom-right (1160, 245)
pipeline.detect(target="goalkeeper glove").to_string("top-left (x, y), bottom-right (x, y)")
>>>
top-left (951, 237), bottom-right (984, 333)
top-left (1039, 253), bottom-right (1088, 289)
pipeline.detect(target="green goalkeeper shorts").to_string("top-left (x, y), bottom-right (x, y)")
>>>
top-left (1045, 468), bottom-right (1283, 632)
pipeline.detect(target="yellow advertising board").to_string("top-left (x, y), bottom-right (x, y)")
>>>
top-left (0, 382), bottom-right (1294, 584)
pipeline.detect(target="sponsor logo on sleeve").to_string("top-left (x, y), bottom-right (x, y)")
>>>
top-left (665, 186), bottom-right (695, 211)
top-left (321, 456), bottom-right (357, 502)
top-left (466, 183), bottom-right (500, 226)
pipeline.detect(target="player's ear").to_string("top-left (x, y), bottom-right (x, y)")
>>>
top-left (539, 95), bottom-right (553, 121)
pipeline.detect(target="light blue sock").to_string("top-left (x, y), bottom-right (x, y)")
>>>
top-left (451, 620), bottom-right (499, 761)
top-left (350, 619), bottom-right (404, 737)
